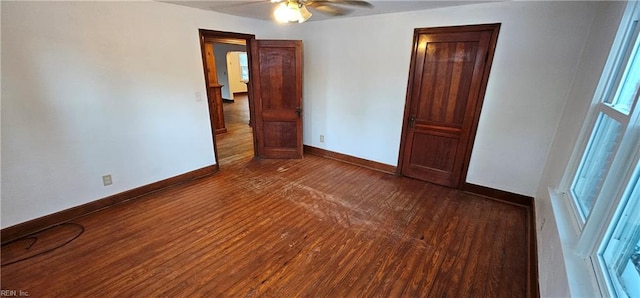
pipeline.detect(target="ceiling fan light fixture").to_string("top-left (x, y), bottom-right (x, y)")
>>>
top-left (274, 1), bottom-right (312, 23)
top-left (299, 5), bottom-right (312, 22)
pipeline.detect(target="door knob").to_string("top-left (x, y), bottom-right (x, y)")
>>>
top-left (409, 115), bottom-right (416, 127)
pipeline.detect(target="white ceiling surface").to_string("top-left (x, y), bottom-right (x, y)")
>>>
top-left (162, 1), bottom-right (502, 22)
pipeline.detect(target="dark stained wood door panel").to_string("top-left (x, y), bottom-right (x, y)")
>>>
top-left (252, 40), bottom-right (303, 159)
top-left (399, 24), bottom-right (500, 188)
top-left (203, 40), bottom-right (227, 135)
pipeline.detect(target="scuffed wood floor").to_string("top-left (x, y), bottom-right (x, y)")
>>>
top-left (1, 95), bottom-right (529, 296)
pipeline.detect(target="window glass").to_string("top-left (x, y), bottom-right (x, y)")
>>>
top-left (605, 21), bottom-right (640, 115)
top-left (571, 113), bottom-right (623, 219)
top-left (239, 52), bottom-right (249, 82)
top-left (608, 34), bottom-right (640, 115)
top-left (600, 164), bottom-right (640, 297)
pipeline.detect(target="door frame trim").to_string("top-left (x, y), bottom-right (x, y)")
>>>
top-left (396, 23), bottom-right (501, 188)
top-left (198, 29), bottom-right (258, 169)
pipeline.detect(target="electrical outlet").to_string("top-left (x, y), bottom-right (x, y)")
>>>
top-left (320, 135), bottom-right (325, 143)
top-left (102, 174), bottom-right (113, 186)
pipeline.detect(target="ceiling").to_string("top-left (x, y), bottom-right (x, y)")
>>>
top-left (162, 1), bottom-right (501, 22)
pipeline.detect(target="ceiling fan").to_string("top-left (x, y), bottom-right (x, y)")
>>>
top-left (270, 0), bottom-right (373, 23)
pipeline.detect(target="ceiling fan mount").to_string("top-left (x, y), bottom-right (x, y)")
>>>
top-left (270, 0), bottom-right (373, 23)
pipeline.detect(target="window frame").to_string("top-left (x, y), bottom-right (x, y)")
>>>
top-left (593, 135), bottom-right (640, 297)
top-left (569, 110), bottom-right (626, 221)
top-left (560, 2), bottom-right (640, 232)
top-left (595, 156), bottom-right (640, 297)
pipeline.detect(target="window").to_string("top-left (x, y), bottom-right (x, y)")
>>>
top-left (605, 20), bottom-right (640, 116)
top-left (571, 113), bottom-right (623, 219)
top-left (239, 52), bottom-right (249, 82)
top-left (560, 1), bottom-right (640, 297)
top-left (599, 164), bottom-right (640, 297)
top-left (569, 6), bottom-right (640, 221)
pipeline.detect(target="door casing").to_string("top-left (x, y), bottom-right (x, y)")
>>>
top-left (198, 29), bottom-right (257, 170)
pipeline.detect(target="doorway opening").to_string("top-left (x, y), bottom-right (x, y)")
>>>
top-left (199, 30), bottom-right (257, 169)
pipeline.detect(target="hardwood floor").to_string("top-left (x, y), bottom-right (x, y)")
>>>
top-left (215, 93), bottom-right (254, 165)
top-left (1, 95), bottom-right (529, 296)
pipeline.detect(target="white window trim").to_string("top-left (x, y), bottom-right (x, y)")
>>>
top-left (549, 188), bottom-right (602, 296)
top-left (552, 1), bottom-right (640, 297)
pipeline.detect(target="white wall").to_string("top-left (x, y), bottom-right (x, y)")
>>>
top-left (292, 1), bottom-right (600, 196)
top-left (0, 1), bottom-right (282, 228)
top-left (534, 2), bottom-right (627, 297)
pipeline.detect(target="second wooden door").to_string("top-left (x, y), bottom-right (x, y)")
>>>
top-left (252, 40), bottom-right (303, 159)
top-left (399, 24), bottom-right (500, 188)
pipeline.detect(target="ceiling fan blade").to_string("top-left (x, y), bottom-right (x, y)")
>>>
top-left (209, 1), bottom-right (266, 10)
top-left (307, 2), bottom-right (352, 16)
top-left (309, 0), bottom-right (373, 8)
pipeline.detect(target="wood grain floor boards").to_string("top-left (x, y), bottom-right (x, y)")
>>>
top-left (1, 94), bottom-right (529, 297)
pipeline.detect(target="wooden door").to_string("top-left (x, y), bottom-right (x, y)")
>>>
top-left (399, 24), bottom-right (500, 188)
top-left (251, 40), bottom-right (303, 159)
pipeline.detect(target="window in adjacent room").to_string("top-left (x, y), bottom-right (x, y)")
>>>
top-left (239, 52), bottom-right (249, 82)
